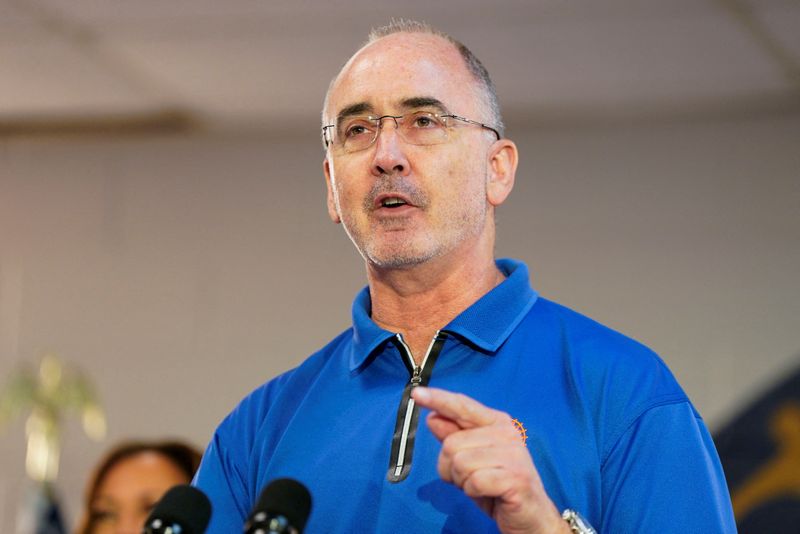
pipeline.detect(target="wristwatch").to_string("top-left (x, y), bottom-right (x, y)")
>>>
top-left (562, 509), bottom-right (597, 534)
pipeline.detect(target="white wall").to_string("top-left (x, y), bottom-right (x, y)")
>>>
top-left (1, 112), bottom-right (798, 530)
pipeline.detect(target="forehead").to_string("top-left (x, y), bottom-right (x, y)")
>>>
top-left (327, 33), bottom-right (481, 120)
top-left (98, 452), bottom-right (185, 493)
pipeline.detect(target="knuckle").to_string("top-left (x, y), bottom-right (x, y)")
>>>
top-left (463, 469), bottom-right (495, 498)
top-left (449, 452), bottom-right (474, 486)
top-left (441, 435), bottom-right (460, 457)
top-left (494, 410), bottom-right (513, 426)
top-left (452, 392), bottom-right (471, 410)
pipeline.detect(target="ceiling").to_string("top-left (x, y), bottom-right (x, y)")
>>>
top-left (1, 0), bottom-right (799, 135)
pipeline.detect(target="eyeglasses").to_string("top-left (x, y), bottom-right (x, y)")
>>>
top-left (322, 111), bottom-right (500, 154)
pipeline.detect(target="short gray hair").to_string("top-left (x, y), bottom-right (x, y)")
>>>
top-left (322, 19), bottom-right (505, 141)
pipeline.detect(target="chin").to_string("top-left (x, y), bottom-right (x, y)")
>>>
top-left (361, 241), bottom-right (444, 270)
top-left (367, 255), bottom-right (429, 270)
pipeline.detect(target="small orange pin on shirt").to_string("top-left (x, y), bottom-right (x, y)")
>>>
top-left (512, 418), bottom-right (528, 445)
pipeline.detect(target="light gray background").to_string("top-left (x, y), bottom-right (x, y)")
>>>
top-left (1, 1), bottom-right (799, 531)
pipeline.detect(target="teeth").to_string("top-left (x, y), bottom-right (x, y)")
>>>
top-left (382, 197), bottom-right (407, 207)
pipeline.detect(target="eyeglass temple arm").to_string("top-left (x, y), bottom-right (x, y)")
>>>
top-left (445, 114), bottom-right (501, 140)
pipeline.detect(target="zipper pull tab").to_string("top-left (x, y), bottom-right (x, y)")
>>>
top-left (410, 366), bottom-right (422, 386)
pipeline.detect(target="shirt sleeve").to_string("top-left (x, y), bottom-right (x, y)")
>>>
top-left (191, 369), bottom-right (296, 533)
top-left (599, 401), bottom-right (736, 533)
top-left (192, 424), bottom-right (252, 533)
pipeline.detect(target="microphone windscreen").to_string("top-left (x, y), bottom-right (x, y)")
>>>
top-left (253, 478), bottom-right (312, 532)
top-left (145, 484), bottom-right (212, 534)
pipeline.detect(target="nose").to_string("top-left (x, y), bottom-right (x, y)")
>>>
top-left (370, 117), bottom-right (410, 177)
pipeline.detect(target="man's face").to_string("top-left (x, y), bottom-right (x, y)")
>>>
top-left (323, 33), bottom-right (498, 269)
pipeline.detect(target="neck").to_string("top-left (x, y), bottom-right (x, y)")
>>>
top-left (366, 234), bottom-right (504, 364)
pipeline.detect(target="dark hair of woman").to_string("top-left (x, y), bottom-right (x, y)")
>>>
top-left (75, 439), bottom-right (203, 534)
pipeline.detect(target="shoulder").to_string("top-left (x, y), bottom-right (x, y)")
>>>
top-left (522, 298), bottom-right (693, 450)
top-left (194, 328), bottom-right (356, 529)
top-left (214, 327), bottom-right (355, 445)
top-left (528, 297), bottom-right (685, 400)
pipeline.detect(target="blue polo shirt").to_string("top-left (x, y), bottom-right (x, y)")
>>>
top-left (194, 259), bottom-right (735, 532)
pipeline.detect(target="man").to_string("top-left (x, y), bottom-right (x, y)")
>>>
top-left (194, 21), bottom-right (735, 533)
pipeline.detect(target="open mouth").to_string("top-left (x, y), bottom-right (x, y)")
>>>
top-left (381, 197), bottom-right (408, 209)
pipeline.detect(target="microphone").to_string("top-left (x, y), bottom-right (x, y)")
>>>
top-left (143, 484), bottom-right (212, 534)
top-left (243, 478), bottom-right (312, 534)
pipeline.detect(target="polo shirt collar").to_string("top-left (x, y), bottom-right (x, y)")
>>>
top-left (349, 258), bottom-right (538, 371)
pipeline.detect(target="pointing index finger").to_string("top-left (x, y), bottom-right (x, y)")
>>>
top-left (411, 386), bottom-right (498, 429)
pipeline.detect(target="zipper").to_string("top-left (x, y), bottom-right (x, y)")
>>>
top-left (386, 330), bottom-right (447, 483)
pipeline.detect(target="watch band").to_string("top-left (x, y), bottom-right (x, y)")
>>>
top-left (562, 509), bottom-right (598, 534)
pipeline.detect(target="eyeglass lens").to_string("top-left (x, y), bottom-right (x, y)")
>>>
top-left (336, 112), bottom-right (450, 152)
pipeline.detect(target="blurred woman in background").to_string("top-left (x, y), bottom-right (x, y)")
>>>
top-left (75, 440), bottom-right (202, 534)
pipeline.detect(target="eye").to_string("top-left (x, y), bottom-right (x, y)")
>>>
top-left (346, 125), bottom-right (367, 137)
top-left (410, 112), bottom-right (442, 129)
top-left (90, 509), bottom-right (116, 524)
top-left (342, 118), bottom-right (375, 138)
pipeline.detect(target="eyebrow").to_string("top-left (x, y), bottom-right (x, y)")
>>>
top-left (334, 96), bottom-right (451, 125)
top-left (399, 97), bottom-right (450, 114)
top-left (336, 102), bottom-right (374, 124)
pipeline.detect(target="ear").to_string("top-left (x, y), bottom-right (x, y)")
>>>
top-left (486, 139), bottom-right (518, 207)
top-left (323, 158), bottom-right (341, 224)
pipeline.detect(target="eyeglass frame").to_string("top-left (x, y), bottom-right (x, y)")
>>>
top-left (321, 111), bottom-right (501, 152)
